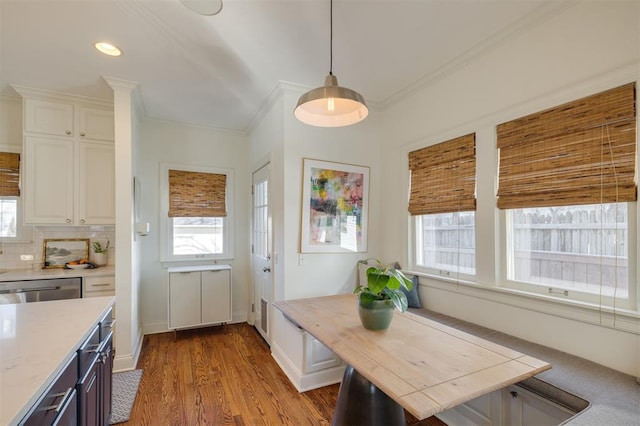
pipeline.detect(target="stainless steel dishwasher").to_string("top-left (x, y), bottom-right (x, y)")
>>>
top-left (0, 278), bottom-right (82, 304)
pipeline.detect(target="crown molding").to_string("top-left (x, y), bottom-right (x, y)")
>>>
top-left (380, 0), bottom-right (581, 109)
top-left (10, 84), bottom-right (113, 108)
top-left (143, 115), bottom-right (247, 137)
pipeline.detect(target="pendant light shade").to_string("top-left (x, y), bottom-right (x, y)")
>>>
top-left (295, 74), bottom-right (368, 127)
top-left (294, 1), bottom-right (368, 127)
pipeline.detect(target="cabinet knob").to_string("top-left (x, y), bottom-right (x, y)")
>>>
top-left (263, 267), bottom-right (271, 273)
top-left (65, 130), bottom-right (71, 135)
top-left (80, 219), bottom-right (85, 224)
top-left (80, 132), bottom-right (86, 137)
top-left (66, 218), bottom-right (71, 223)
top-left (510, 391), bottom-right (519, 399)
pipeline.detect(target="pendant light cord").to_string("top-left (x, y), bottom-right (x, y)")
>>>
top-left (329, 0), bottom-right (333, 75)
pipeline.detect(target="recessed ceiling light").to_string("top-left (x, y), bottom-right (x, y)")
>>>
top-left (94, 42), bottom-right (122, 57)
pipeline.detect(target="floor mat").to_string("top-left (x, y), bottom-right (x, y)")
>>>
top-left (110, 369), bottom-right (143, 424)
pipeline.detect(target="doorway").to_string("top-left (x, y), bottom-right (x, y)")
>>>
top-left (252, 163), bottom-right (271, 343)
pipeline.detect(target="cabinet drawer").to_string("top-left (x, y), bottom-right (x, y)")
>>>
top-left (78, 325), bottom-right (100, 379)
top-left (83, 276), bottom-right (115, 296)
top-left (20, 353), bottom-right (78, 425)
top-left (99, 307), bottom-right (115, 342)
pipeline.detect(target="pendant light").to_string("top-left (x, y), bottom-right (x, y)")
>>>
top-left (180, 0), bottom-right (223, 16)
top-left (294, 0), bottom-right (368, 127)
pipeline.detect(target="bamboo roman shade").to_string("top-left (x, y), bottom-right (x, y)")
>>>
top-left (0, 152), bottom-right (20, 197)
top-left (168, 170), bottom-right (227, 217)
top-left (408, 133), bottom-right (476, 215)
top-left (497, 83), bottom-right (637, 209)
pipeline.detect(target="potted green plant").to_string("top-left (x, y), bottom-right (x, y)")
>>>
top-left (92, 240), bottom-right (111, 266)
top-left (354, 258), bottom-right (413, 330)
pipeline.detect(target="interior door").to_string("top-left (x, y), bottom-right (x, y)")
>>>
top-left (252, 164), bottom-right (271, 342)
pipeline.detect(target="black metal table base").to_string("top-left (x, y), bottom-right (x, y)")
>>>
top-left (331, 364), bottom-right (406, 426)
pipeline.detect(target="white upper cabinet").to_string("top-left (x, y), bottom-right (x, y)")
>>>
top-left (24, 136), bottom-right (75, 224)
top-left (77, 142), bottom-right (115, 225)
top-left (24, 99), bottom-right (74, 137)
top-left (15, 87), bottom-right (115, 226)
top-left (78, 107), bottom-right (115, 141)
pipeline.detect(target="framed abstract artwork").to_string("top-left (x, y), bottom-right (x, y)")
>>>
top-left (300, 159), bottom-right (369, 253)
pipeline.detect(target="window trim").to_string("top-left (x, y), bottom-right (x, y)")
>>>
top-left (160, 163), bottom-right (234, 262)
top-left (405, 79), bottom-right (639, 326)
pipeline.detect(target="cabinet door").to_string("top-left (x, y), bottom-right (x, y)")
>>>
top-left (78, 107), bottom-right (114, 141)
top-left (77, 141), bottom-right (115, 224)
top-left (505, 385), bottom-right (574, 426)
top-left (201, 269), bottom-right (231, 324)
top-left (169, 271), bottom-right (202, 329)
top-left (24, 136), bottom-right (74, 224)
top-left (78, 361), bottom-right (101, 426)
top-left (100, 334), bottom-right (114, 426)
top-left (25, 99), bottom-right (74, 137)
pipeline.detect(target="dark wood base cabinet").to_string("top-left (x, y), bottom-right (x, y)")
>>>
top-left (20, 306), bottom-right (114, 426)
top-left (79, 307), bottom-right (114, 426)
top-left (21, 354), bottom-right (78, 426)
top-left (78, 332), bottom-right (112, 425)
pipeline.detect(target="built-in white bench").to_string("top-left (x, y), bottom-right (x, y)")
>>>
top-left (409, 308), bottom-right (639, 425)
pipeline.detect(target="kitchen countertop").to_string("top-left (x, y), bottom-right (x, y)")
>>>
top-left (0, 265), bottom-right (115, 282)
top-left (0, 296), bottom-right (115, 425)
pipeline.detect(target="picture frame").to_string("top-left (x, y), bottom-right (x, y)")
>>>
top-left (300, 158), bottom-right (369, 253)
top-left (43, 238), bottom-right (90, 268)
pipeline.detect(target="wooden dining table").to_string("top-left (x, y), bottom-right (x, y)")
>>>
top-left (274, 294), bottom-right (551, 423)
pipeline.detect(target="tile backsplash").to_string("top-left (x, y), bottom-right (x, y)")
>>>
top-left (0, 225), bottom-right (115, 270)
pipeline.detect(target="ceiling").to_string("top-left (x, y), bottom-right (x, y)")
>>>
top-left (1, 0), bottom-right (559, 131)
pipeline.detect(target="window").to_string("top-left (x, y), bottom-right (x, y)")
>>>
top-left (507, 203), bottom-right (628, 298)
top-left (161, 164), bottom-right (234, 261)
top-left (415, 211), bottom-right (476, 276)
top-left (172, 217), bottom-right (224, 255)
top-left (497, 83), bottom-right (636, 305)
top-left (409, 133), bottom-right (476, 277)
top-left (0, 151), bottom-right (30, 242)
top-left (0, 198), bottom-right (18, 238)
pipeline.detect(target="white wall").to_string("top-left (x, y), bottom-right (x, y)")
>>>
top-left (280, 89), bottom-right (384, 301)
top-left (137, 119), bottom-right (250, 334)
top-left (248, 85), bottom-right (385, 303)
top-left (0, 94), bottom-right (21, 149)
top-left (380, 1), bottom-right (640, 376)
top-left (247, 83), bottom-right (384, 387)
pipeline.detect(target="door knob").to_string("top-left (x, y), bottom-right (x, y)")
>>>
top-left (263, 267), bottom-right (271, 273)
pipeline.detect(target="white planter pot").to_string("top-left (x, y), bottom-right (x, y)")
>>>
top-left (93, 252), bottom-right (108, 266)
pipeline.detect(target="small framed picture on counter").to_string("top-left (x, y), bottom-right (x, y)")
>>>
top-left (43, 238), bottom-right (90, 268)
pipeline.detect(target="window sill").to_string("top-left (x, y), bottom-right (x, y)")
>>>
top-left (405, 270), bottom-right (640, 335)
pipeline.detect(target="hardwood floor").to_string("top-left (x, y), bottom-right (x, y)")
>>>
top-left (125, 323), bottom-right (446, 425)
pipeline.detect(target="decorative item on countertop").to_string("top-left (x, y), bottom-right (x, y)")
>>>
top-left (65, 259), bottom-right (96, 269)
top-left (92, 240), bottom-right (111, 266)
top-left (354, 258), bottom-right (413, 330)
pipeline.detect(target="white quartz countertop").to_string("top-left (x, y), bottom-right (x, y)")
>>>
top-left (0, 265), bottom-right (115, 282)
top-left (0, 296), bottom-right (115, 425)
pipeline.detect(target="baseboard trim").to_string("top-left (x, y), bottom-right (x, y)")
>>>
top-left (113, 327), bottom-right (144, 372)
top-left (271, 341), bottom-right (345, 392)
